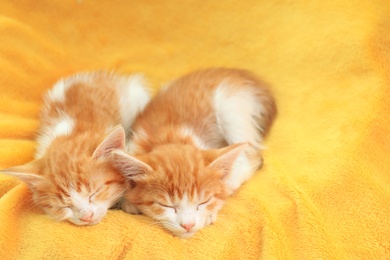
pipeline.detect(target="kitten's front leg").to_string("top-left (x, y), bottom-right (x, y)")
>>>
top-left (204, 213), bottom-right (218, 227)
top-left (121, 200), bottom-right (141, 214)
top-left (110, 200), bottom-right (122, 209)
top-left (225, 147), bottom-right (263, 194)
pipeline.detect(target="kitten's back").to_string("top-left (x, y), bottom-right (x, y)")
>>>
top-left (36, 71), bottom-right (150, 158)
top-left (130, 68), bottom-right (276, 152)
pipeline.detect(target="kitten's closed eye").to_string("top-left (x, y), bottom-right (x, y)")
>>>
top-left (157, 202), bottom-right (177, 213)
top-left (89, 186), bottom-right (103, 203)
top-left (157, 198), bottom-right (211, 211)
top-left (197, 198), bottom-right (211, 210)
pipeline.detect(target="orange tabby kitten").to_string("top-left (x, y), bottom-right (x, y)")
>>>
top-left (1, 71), bottom-right (150, 225)
top-left (113, 68), bottom-right (276, 237)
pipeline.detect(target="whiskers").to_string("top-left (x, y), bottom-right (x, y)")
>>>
top-left (143, 218), bottom-right (179, 234)
top-left (145, 220), bottom-right (170, 229)
top-left (131, 218), bottom-right (180, 239)
top-left (109, 192), bottom-right (126, 209)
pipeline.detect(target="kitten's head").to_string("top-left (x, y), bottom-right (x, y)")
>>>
top-left (113, 143), bottom-right (250, 238)
top-left (1, 126), bottom-right (127, 226)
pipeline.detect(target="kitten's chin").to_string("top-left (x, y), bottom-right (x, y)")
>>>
top-left (177, 231), bottom-right (196, 239)
top-left (170, 227), bottom-right (199, 239)
top-left (162, 225), bottom-right (197, 238)
top-left (55, 209), bottom-right (105, 226)
top-left (68, 219), bottom-right (99, 226)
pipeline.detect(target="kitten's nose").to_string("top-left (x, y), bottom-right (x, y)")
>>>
top-left (80, 212), bottom-right (93, 223)
top-left (180, 223), bottom-right (195, 232)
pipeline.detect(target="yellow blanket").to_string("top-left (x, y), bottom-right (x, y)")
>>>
top-left (0, 0), bottom-right (389, 258)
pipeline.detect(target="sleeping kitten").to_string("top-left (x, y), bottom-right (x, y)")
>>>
top-left (1, 71), bottom-right (150, 225)
top-left (112, 68), bottom-right (276, 238)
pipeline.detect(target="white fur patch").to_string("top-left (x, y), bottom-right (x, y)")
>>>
top-left (70, 189), bottom-right (91, 214)
top-left (177, 193), bottom-right (197, 226)
top-left (54, 116), bottom-right (75, 137)
top-left (46, 72), bottom-right (98, 103)
top-left (47, 80), bottom-right (68, 103)
top-left (35, 114), bottom-right (75, 158)
top-left (116, 74), bottom-right (150, 132)
top-left (180, 126), bottom-right (210, 150)
top-left (213, 81), bottom-right (264, 150)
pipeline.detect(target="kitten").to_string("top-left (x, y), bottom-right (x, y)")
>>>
top-left (1, 71), bottom-right (150, 225)
top-left (112, 68), bottom-right (276, 238)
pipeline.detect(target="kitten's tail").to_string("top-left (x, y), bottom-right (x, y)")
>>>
top-left (212, 68), bottom-right (277, 151)
top-left (248, 72), bottom-right (277, 139)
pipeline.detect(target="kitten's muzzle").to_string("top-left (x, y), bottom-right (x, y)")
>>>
top-left (180, 223), bottom-right (195, 232)
top-left (79, 212), bottom-right (94, 223)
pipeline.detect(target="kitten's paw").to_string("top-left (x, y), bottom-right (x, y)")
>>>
top-left (110, 200), bottom-right (122, 209)
top-left (121, 200), bottom-right (141, 214)
top-left (204, 213), bottom-right (217, 227)
top-left (257, 153), bottom-right (264, 169)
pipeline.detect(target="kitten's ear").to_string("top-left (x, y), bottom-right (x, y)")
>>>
top-left (93, 125), bottom-right (126, 160)
top-left (208, 143), bottom-right (251, 180)
top-left (112, 150), bottom-right (152, 181)
top-left (0, 160), bottom-right (42, 188)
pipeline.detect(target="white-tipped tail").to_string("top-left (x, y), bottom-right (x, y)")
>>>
top-left (213, 81), bottom-right (266, 150)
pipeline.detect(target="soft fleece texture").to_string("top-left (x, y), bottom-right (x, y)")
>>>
top-left (0, 0), bottom-right (389, 259)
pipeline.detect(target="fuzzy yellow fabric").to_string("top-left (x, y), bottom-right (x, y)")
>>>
top-left (0, 0), bottom-right (389, 259)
